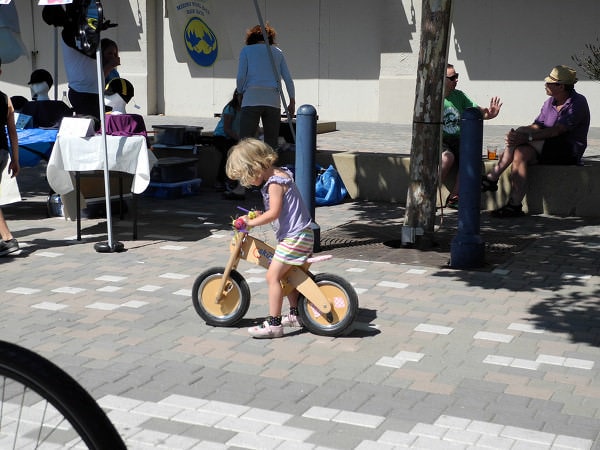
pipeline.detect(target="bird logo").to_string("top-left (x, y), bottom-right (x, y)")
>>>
top-left (184, 17), bottom-right (218, 67)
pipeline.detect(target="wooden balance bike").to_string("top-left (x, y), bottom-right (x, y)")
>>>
top-left (191, 216), bottom-right (359, 337)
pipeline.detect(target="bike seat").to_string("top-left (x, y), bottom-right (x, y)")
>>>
top-left (307, 254), bottom-right (333, 264)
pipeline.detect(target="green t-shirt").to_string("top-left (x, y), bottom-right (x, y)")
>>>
top-left (443, 89), bottom-right (478, 138)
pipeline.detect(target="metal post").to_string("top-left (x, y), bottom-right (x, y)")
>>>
top-left (93, 0), bottom-right (123, 253)
top-left (295, 104), bottom-right (320, 252)
top-left (450, 107), bottom-right (485, 268)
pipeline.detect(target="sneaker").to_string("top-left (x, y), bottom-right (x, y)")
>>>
top-left (248, 321), bottom-right (284, 339)
top-left (281, 313), bottom-right (303, 328)
top-left (481, 176), bottom-right (498, 192)
top-left (490, 203), bottom-right (524, 218)
top-left (0, 238), bottom-right (19, 256)
top-left (214, 181), bottom-right (226, 192)
top-left (445, 194), bottom-right (459, 210)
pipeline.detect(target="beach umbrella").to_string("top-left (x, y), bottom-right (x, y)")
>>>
top-left (0, 1), bottom-right (27, 64)
top-left (40, 0), bottom-right (123, 252)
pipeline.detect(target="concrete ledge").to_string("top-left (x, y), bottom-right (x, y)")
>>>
top-left (316, 121), bottom-right (337, 134)
top-left (160, 141), bottom-right (600, 217)
top-left (482, 160), bottom-right (600, 216)
top-left (330, 152), bottom-right (600, 217)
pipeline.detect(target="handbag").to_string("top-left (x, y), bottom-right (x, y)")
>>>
top-left (315, 165), bottom-right (347, 206)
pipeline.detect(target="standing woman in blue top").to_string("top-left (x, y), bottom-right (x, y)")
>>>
top-left (236, 24), bottom-right (295, 151)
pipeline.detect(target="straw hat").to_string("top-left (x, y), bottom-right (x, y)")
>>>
top-left (544, 65), bottom-right (578, 85)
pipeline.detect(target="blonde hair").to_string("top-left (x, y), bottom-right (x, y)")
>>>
top-left (226, 138), bottom-right (278, 187)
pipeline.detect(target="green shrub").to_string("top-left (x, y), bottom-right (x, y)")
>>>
top-left (572, 39), bottom-right (600, 81)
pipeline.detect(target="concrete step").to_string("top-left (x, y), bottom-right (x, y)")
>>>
top-left (330, 153), bottom-right (600, 217)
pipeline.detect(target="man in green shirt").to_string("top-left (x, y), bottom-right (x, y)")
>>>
top-left (441, 64), bottom-right (502, 209)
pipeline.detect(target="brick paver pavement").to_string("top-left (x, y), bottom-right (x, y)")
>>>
top-left (0, 119), bottom-right (598, 449)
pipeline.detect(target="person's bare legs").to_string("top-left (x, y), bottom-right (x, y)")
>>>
top-left (508, 144), bottom-right (538, 205)
top-left (485, 146), bottom-right (514, 182)
top-left (265, 260), bottom-right (292, 318)
top-left (0, 209), bottom-right (13, 241)
top-left (441, 150), bottom-right (460, 197)
top-left (286, 289), bottom-right (299, 309)
top-left (440, 150), bottom-right (455, 184)
top-left (248, 259), bottom-right (293, 338)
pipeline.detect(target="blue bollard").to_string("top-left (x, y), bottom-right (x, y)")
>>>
top-left (295, 104), bottom-right (321, 252)
top-left (450, 107), bottom-right (485, 269)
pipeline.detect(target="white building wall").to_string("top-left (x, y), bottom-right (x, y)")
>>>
top-left (2, 0), bottom-right (599, 127)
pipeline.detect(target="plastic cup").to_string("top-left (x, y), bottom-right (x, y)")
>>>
top-left (487, 145), bottom-right (498, 160)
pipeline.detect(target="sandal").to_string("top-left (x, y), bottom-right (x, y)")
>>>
top-left (491, 203), bottom-right (524, 218)
top-left (445, 194), bottom-right (459, 210)
top-left (481, 176), bottom-right (498, 192)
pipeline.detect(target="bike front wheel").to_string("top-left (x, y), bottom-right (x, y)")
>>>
top-left (192, 267), bottom-right (251, 326)
top-left (0, 340), bottom-right (125, 449)
top-left (298, 273), bottom-right (359, 336)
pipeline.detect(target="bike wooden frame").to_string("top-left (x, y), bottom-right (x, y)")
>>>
top-left (214, 231), bottom-right (332, 316)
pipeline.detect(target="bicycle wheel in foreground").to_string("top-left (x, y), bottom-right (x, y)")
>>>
top-left (0, 340), bottom-right (126, 449)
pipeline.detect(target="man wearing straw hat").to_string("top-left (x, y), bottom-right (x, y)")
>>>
top-left (482, 65), bottom-right (590, 217)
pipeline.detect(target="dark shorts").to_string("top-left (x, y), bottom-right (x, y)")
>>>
top-left (442, 136), bottom-right (461, 162)
top-left (539, 136), bottom-right (578, 165)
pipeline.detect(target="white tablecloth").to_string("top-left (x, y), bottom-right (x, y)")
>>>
top-left (46, 135), bottom-right (157, 195)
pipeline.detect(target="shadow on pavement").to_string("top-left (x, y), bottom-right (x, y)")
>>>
top-left (10, 164), bottom-right (600, 346)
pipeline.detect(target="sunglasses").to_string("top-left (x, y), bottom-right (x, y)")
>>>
top-left (446, 74), bottom-right (459, 81)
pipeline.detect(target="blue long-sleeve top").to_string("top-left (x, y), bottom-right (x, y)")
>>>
top-left (236, 44), bottom-right (295, 108)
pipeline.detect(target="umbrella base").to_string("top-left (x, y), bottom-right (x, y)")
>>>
top-left (94, 241), bottom-right (125, 253)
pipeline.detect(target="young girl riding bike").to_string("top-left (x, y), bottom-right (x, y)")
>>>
top-left (226, 138), bottom-right (314, 338)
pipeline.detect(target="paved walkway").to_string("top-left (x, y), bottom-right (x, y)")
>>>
top-left (0, 120), bottom-right (599, 449)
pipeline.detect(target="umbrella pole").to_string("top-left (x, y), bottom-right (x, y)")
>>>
top-left (251, 0), bottom-right (295, 142)
top-left (93, 0), bottom-right (123, 253)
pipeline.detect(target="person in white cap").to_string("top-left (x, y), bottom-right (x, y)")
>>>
top-left (482, 65), bottom-right (590, 217)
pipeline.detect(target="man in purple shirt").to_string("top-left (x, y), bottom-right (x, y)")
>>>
top-left (481, 65), bottom-right (590, 217)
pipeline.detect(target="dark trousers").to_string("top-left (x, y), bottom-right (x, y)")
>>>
top-left (68, 88), bottom-right (100, 121)
top-left (239, 105), bottom-right (281, 150)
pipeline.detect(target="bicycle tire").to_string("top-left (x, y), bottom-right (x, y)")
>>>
top-left (298, 273), bottom-right (359, 336)
top-left (192, 267), bottom-right (251, 326)
top-left (0, 340), bottom-right (126, 449)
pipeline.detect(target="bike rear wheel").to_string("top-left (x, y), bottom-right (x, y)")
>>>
top-left (0, 340), bottom-right (125, 449)
top-left (192, 267), bottom-right (251, 326)
top-left (298, 273), bottom-right (359, 336)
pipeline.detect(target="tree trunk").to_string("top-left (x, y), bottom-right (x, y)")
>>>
top-left (402, 0), bottom-right (453, 247)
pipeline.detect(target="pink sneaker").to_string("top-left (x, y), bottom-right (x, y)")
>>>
top-left (281, 313), bottom-right (303, 328)
top-left (248, 321), bottom-right (284, 339)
